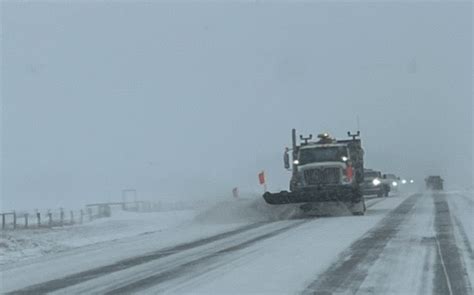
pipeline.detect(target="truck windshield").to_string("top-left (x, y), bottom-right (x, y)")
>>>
top-left (298, 146), bottom-right (348, 165)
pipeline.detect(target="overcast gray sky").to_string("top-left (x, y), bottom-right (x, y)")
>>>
top-left (1, 1), bottom-right (472, 210)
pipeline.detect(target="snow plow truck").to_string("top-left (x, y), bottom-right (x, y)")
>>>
top-left (263, 129), bottom-right (366, 215)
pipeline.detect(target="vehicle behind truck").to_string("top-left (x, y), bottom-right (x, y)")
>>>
top-left (425, 175), bottom-right (444, 190)
top-left (363, 169), bottom-right (390, 197)
top-left (383, 173), bottom-right (400, 192)
top-left (263, 129), bottom-right (366, 215)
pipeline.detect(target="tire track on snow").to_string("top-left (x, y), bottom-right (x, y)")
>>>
top-left (6, 222), bottom-right (269, 294)
top-left (302, 193), bottom-right (421, 295)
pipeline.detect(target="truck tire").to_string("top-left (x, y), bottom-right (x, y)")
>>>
top-left (384, 185), bottom-right (390, 197)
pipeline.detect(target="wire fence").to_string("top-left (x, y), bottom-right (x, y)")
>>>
top-left (1, 199), bottom-right (215, 231)
top-left (1, 208), bottom-right (90, 230)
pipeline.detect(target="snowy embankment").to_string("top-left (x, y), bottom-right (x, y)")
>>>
top-left (0, 197), bottom-right (294, 266)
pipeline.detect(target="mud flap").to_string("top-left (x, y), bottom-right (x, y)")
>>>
top-left (350, 199), bottom-right (366, 216)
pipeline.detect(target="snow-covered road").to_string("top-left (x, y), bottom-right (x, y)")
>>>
top-left (1, 191), bottom-right (473, 294)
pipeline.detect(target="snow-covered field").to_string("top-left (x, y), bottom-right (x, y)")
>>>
top-left (1, 191), bottom-right (472, 294)
top-left (0, 209), bottom-right (200, 266)
top-left (0, 197), bottom-right (302, 267)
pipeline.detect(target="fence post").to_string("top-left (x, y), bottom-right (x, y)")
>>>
top-left (48, 212), bottom-right (53, 227)
top-left (60, 208), bottom-right (64, 226)
top-left (37, 212), bottom-right (41, 227)
top-left (13, 211), bottom-right (17, 229)
top-left (2, 214), bottom-right (5, 230)
top-left (24, 213), bottom-right (29, 228)
top-left (87, 207), bottom-right (92, 221)
top-left (80, 209), bottom-right (84, 224)
top-left (70, 211), bottom-right (74, 225)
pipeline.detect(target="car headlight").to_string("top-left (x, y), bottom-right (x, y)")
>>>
top-left (401, 179), bottom-right (407, 184)
top-left (392, 181), bottom-right (398, 187)
top-left (372, 178), bottom-right (381, 186)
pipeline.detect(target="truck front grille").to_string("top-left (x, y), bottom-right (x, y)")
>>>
top-left (304, 167), bottom-right (341, 185)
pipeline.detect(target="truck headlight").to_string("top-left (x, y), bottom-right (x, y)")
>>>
top-left (392, 181), bottom-right (398, 187)
top-left (372, 178), bottom-right (381, 186)
top-left (293, 160), bottom-right (299, 165)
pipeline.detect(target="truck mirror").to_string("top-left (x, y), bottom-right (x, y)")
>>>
top-left (284, 150), bottom-right (290, 169)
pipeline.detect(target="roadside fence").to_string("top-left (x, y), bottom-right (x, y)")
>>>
top-left (1, 199), bottom-right (212, 231)
top-left (1, 208), bottom-right (88, 230)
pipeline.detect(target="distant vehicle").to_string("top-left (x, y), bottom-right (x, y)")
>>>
top-left (263, 129), bottom-right (366, 215)
top-left (383, 173), bottom-right (400, 191)
top-left (425, 176), bottom-right (444, 190)
top-left (363, 169), bottom-right (389, 197)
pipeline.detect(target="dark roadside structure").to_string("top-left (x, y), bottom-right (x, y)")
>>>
top-left (425, 175), bottom-right (444, 190)
top-left (263, 129), bottom-right (366, 215)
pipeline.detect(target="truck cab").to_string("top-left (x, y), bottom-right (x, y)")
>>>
top-left (290, 143), bottom-right (354, 191)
